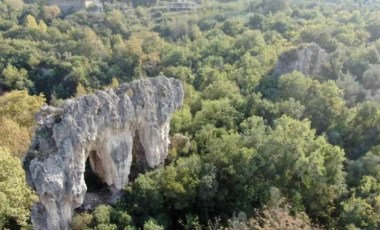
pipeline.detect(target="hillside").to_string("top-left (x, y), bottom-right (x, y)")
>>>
top-left (1, 0), bottom-right (380, 229)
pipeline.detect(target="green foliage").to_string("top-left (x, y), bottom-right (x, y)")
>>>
top-left (222, 18), bottom-right (244, 36)
top-left (42, 5), bottom-right (61, 22)
top-left (193, 99), bottom-right (241, 130)
top-left (0, 147), bottom-right (37, 229)
top-left (94, 223), bottom-right (118, 230)
top-left (3, 0), bottom-right (24, 12)
top-left (224, 201), bottom-right (318, 230)
top-left (277, 71), bottom-right (345, 133)
top-left (110, 210), bottom-right (134, 228)
top-left (143, 219), bottom-right (164, 230)
top-left (367, 20), bottom-right (380, 41)
top-left (2, 0), bottom-right (380, 229)
top-left (72, 212), bottom-right (93, 230)
top-left (1, 63), bottom-right (32, 90)
top-left (170, 105), bottom-right (192, 134)
top-left (93, 205), bottom-right (112, 225)
top-left (0, 117), bottom-right (30, 158)
top-left (247, 14), bottom-right (267, 31)
top-left (252, 116), bottom-right (346, 225)
top-left (202, 79), bottom-right (240, 100)
top-left (340, 196), bottom-right (380, 229)
top-left (340, 102), bottom-right (380, 159)
top-left (0, 90), bottom-right (45, 130)
top-left (347, 146), bottom-right (380, 186)
top-left (363, 64), bottom-right (380, 95)
top-left (261, 0), bottom-right (289, 13)
top-left (25, 14), bottom-right (38, 29)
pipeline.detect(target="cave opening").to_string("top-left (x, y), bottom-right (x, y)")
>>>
top-left (76, 150), bottom-right (111, 212)
top-left (129, 131), bottom-right (149, 182)
top-left (84, 150), bottom-right (108, 193)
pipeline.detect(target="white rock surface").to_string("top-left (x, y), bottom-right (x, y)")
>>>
top-left (274, 43), bottom-right (329, 77)
top-left (23, 76), bottom-right (183, 230)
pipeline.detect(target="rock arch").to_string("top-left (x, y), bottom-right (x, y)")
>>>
top-left (23, 77), bottom-right (183, 230)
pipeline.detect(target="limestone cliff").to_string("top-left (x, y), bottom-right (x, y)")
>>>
top-left (274, 43), bottom-right (329, 77)
top-left (23, 76), bottom-right (184, 230)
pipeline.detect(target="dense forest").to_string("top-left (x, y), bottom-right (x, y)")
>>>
top-left (1, 0), bottom-right (380, 229)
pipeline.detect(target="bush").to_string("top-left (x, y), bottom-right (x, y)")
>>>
top-left (72, 212), bottom-right (93, 230)
top-left (143, 219), bottom-right (164, 230)
top-left (111, 210), bottom-right (133, 228)
top-left (93, 205), bottom-right (112, 225)
top-left (94, 223), bottom-right (118, 230)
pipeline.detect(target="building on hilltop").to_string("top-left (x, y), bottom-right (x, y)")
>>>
top-left (47, 0), bottom-right (99, 14)
top-left (167, 0), bottom-right (198, 11)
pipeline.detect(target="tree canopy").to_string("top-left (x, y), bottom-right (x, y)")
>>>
top-left (1, 0), bottom-right (380, 229)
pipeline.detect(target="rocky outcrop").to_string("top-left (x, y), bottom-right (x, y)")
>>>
top-left (23, 76), bottom-right (183, 230)
top-left (274, 43), bottom-right (329, 77)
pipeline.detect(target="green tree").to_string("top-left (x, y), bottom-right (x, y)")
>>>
top-left (347, 146), bottom-right (380, 186)
top-left (341, 102), bottom-right (380, 159)
top-left (143, 219), bottom-right (164, 230)
top-left (105, 10), bottom-right (128, 35)
top-left (0, 117), bottom-right (30, 158)
top-left (363, 64), bottom-right (380, 95)
top-left (340, 196), bottom-right (379, 229)
top-left (253, 116), bottom-right (346, 225)
top-left (38, 20), bottom-right (48, 32)
top-left (93, 205), bottom-right (112, 224)
top-left (278, 71), bottom-right (313, 100)
top-left (202, 79), bottom-right (240, 101)
top-left (42, 5), bottom-right (61, 22)
top-left (0, 90), bottom-right (45, 131)
top-left (25, 14), bottom-right (38, 29)
top-left (125, 172), bottom-right (164, 225)
top-left (3, 0), bottom-right (24, 11)
top-left (234, 30), bottom-right (265, 54)
top-left (222, 19), bottom-right (244, 36)
top-left (203, 132), bottom-right (256, 214)
top-left (278, 72), bottom-right (345, 133)
top-left (1, 64), bottom-right (32, 90)
top-left (336, 74), bottom-right (367, 106)
top-left (159, 155), bottom-right (202, 210)
top-left (170, 105), bottom-right (192, 134)
top-left (247, 14), bottom-right (267, 30)
top-left (75, 83), bottom-right (87, 97)
top-left (110, 210), bottom-right (134, 229)
top-left (164, 66), bottom-right (195, 84)
top-left (72, 212), bottom-right (93, 230)
top-left (304, 80), bottom-right (345, 133)
top-left (193, 99), bottom-right (241, 130)
top-left (94, 223), bottom-right (117, 230)
top-left (0, 147), bottom-right (37, 229)
top-left (367, 20), bottom-right (380, 41)
top-left (262, 0), bottom-right (289, 13)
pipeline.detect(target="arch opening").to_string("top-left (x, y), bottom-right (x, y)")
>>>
top-left (85, 150), bottom-right (108, 193)
top-left (129, 130), bottom-right (149, 182)
top-left (77, 150), bottom-right (113, 212)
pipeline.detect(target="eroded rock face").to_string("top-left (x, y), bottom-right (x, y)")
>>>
top-left (274, 43), bottom-right (329, 77)
top-left (23, 76), bottom-right (183, 230)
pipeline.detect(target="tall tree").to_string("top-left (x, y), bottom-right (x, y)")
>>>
top-left (0, 147), bottom-right (37, 229)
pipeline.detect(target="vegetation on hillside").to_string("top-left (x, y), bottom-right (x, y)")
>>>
top-left (1, 0), bottom-right (380, 229)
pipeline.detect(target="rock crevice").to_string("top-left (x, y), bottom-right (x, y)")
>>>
top-left (23, 76), bottom-right (184, 230)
